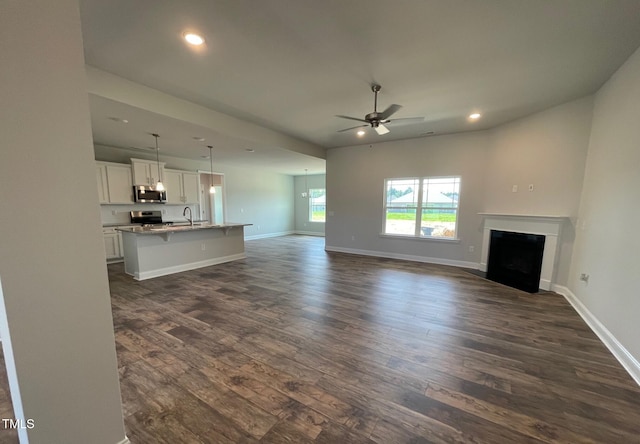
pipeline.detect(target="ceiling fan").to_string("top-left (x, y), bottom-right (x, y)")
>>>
top-left (336, 84), bottom-right (423, 135)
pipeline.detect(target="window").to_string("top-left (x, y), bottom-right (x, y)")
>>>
top-left (383, 176), bottom-right (460, 238)
top-left (309, 188), bottom-right (326, 222)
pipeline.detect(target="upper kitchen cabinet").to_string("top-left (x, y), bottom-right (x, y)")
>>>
top-left (96, 161), bottom-right (134, 204)
top-left (165, 169), bottom-right (200, 204)
top-left (106, 163), bottom-right (134, 203)
top-left (131, 158), bottom-right (165, 187)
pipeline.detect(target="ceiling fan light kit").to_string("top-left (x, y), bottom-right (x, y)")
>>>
top-left (336, 84), bottom-right (423, 136)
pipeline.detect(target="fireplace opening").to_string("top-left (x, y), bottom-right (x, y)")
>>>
top-left (487, 230), bottom-right (545, 293)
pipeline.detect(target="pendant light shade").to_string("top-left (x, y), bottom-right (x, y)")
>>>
top-left (208, 146), bottom-right (216, 194)
top-left (152, 133), bottom-right (165, 191)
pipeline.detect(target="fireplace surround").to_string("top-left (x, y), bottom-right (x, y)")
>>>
top-left (479, 214), bottom-right (566, 291)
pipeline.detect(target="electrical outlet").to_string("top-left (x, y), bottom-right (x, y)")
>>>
top-left (468, 246), bottom-right (475, 253)
top-left (512, 185), bottom-right (518, 192)
top-left (580, 273), bottom-right (589, 283)
top-left (201, 243), bottom-right (206, 251)
top-left (351, 235), bottom-right (355, 241)
top-left (112, 210), bottom-right (117, 216)
top-left (528, 184), bottom-right (534, 192)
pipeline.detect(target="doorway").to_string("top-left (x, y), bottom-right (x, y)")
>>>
top-left (199, 172), bottom-right (225, 224)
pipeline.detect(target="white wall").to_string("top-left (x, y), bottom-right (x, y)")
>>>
top-left (568, 46), bottom-right (640, 362)
top-left (294, 174), bottom-right (326, 235)
top-left (484, 97), bottom-right (594, 284)
top-left (325, 96), bottom-right (593, 283)
top-left (326, 132), bottom-right (491, 266)
top-left (0, 1), bottom-right (126, 443)
top-left (95, 145), bottom-right (295, 238)
top-left (223, 163), bottom-right (294, 238)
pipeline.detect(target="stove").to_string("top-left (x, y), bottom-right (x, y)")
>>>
top-left (129, 210), bottom-right (172, 226)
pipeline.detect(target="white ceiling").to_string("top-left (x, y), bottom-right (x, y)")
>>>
top-left (80, 0), bottom-right (640, 174)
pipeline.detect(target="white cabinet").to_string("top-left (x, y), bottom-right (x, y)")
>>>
top-left (182, 172), bottom-right (200, 203)
top-left (131, 158), bottom-right (165, 187)
top-left (107, 164), bottom-right (133, 203)
top-left (102, 227), bottom-right (123, 262)
top-left (165, 169), bottom-right (200, 204)
top-left (96, 162), bottom-right (134, 204)
top-left (164, 170), bottom-right (182, 203)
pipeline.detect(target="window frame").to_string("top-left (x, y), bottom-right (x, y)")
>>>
top-left (308, 187), bottom-right (326, 223)
top-left (382, 176), bottom-right (460, 240)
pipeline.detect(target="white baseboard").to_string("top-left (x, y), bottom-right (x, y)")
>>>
top-left (553, 284), bottom-right (640, 386)
top-left (245, 231), bottom-right (294, 241)
top-left (134, 253), bottom-right (246, 280)
top-left (324, 245), bottom-right (479, 270)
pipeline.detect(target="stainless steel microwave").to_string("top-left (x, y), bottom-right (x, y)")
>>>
top-left (133, 186), bottom-right (167, 203)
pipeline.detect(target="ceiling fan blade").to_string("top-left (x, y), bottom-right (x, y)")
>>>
top-left (336, 115), bottom-right (368, 123)
top-left (386, 117), bottom-right (425, 125)
top-left (375, 123), bottom-right (390, 135)
top-left (378, 104), bottom-right (402, 120)
top-left (337, 124), bottom-right (368, 133)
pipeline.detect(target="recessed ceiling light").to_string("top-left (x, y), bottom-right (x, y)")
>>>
top-left (469, 113), bottom-right (481, 120)
top-left (356, 130), bottom-right (366, 136)
top-left (246, 148), bottom-right (255, 153)
top-left (184, 32), bottom-right (204, 46)
top-left (192, 136), bottom-right (205, 141)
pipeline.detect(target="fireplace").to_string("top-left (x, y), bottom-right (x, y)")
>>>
top-left (487, 230), bottom-right (545, 293)
top-left (479, 214), bottom-right (566, 291)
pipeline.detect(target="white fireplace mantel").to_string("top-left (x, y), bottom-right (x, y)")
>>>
top-left (479, 213), bottom-right (567, 290)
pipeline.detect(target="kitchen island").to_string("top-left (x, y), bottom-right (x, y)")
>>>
top-left (117, 223), bottom-right (251, 280)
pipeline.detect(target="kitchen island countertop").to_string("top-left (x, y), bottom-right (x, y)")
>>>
top-left (117, 222), bottom-right (250, 234)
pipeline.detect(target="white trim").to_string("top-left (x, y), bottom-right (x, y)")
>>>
top-left (553, 284), bottom-right (640, 387)
top-left (325, 245), bottom-right (478, 269)
top-left (0, 277), bottom-right (29, 443)
top-left (478, 213), bottom-right (567, 221)
top-left (116, 437), bottom-right (131, 444)
top-left (245, 231), bottom-right (295, 241)
top-left (133, 253), bottom-right (246, 280)
top-left (379, 233), bottom-right (460, 243)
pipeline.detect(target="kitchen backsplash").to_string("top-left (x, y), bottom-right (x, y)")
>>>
top-left (100, 204), bottom-right (200, 225)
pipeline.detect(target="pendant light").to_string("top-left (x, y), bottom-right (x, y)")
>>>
top-left (152, 133), bottom-right (165, 191)
top-left (207, 145), bottom-right (216, 194)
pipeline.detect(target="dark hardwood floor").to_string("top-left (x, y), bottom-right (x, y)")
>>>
top-left (2, 235), bottom-right (640, 443)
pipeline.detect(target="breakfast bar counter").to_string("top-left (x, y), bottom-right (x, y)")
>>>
top-left (118, 223), bottom-right (251, 280)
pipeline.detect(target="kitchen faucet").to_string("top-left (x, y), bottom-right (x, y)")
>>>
top-left (183, 207), bottom-right (193, 226)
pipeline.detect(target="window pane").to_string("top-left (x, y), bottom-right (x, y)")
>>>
top-left (309, 188), bottom-right (326, 222)
top-left (420, 210), bottom-right (456, 237)
top-left (420, 177), bottom-right (459, 238)
top-left (386, 179), bottom-right (419, 205)
top-left (385, 207), bottom-right (417, 235)
top-left (422, 177), bottom-right (459, 207)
